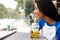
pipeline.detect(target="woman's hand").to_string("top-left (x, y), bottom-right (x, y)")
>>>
top-left (30, 30), bottom-right (33, 38)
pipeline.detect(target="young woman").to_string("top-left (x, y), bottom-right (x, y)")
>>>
top-left (32, 0), bottom-right (60, 40)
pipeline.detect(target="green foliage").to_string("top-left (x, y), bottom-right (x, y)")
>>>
top-left (25, 0), bottom-right (34, 16)
top-left (15, 0), bottom-right (34, 16)
top-left (0, 0), bottom-right (34, 18)
top-left (15, 0), bottom-right (23, 3)
top-left (0, 4), bottom-right (7, 18)
top-left (7, 8), bottom-right (25, 19)
top-left (15, 0), bottom-right (23, 11)
top-left (0, 1), bottom-right (25, 19)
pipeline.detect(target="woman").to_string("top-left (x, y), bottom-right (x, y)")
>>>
top-left (32, 0), bottom-right (60, 40)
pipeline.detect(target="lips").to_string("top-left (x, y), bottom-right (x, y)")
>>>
top-left (35, 14), bottom-right (38, 17)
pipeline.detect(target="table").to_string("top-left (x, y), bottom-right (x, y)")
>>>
top-left (0, 30), bottom-right (17, 40)
top-left (3, 32), bottom-right (47, 40)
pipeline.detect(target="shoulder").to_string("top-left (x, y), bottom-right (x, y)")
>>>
top-left (39, 18), bottom-right (45, 21)
top-left (55, 21), bottom-right (60, 34)
top-left (37, 18), bottom-right (45, 27)
top-left (55, 21), bottom-right (60, 40)
top-left (37, 18), bottom-right (45, 23)
top-left (55, 21), bottom-right (60, 30)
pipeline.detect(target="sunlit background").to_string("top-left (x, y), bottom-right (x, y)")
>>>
top-left (0, 0), bottom-right (60, 40)
top-left (0, 0), bottom-right (59, 31)
top-left (0, 0), bottom-right (34, 19)
top-left (0, 0), bottom-right (17, 9)
top-left (0, 0), bottom-right (34, 32)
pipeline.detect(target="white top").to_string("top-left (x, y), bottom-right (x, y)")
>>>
top-left (43, 23), bottom-right (56, 40)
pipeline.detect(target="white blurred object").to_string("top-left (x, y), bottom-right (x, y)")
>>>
top-left (16, 19), bottom-right (31, 33)
top-left (17, 26), bottom-right (30, 33)
top-left (30, 13), bottom-right (34, 18)
top-left (58, 8), bottom-right (60, 15)
top-left (31, 23), bottom-right (39, 31)
top-left (0, 19), bottom-right (17, 30)
top-left (52, 1), bottom-right (57, 8)
top-left (30, 13), bottom-right (35, 20)
top-left (16, 19), bottom-right (24, 27)
top-left (43, 23), bottom-right (56, 40)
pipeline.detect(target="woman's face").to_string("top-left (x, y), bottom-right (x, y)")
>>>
top-left (33, 3), bottom-right (44, 20)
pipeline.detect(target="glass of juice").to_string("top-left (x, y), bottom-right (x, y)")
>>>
top-left (33, 29), bottom-right (39, 38)
top-left (31, 23), bottom-right (39, 38)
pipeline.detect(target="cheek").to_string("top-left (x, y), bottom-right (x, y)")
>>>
top-left (36, 10), bottom-right (43, 17)
top-left (36, 12), bottom-right (43, 20)
top-left (33, 9), bottom-right (43, 20)
top-left (34, 10), bottom-right (40, 16)
top-left (37, 13), bottom-right (43, 19)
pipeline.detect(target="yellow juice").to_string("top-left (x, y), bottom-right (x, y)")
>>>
top-left (33, 29), bottom-right (38, 38)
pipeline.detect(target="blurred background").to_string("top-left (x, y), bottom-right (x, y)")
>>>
top-left (0, 0), bottom-right (60, 33)
top-left (0, 0), bottom-right (60, 40)
top-left (0, 0), bottom-right (34, 31)
top-left (0, 0), bottom-right (34, 19)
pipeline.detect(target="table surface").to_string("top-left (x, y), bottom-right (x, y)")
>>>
top-left (0, 30), bottom-right (16, 39)
top-left (3, 32), bottom-right (47, 40)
